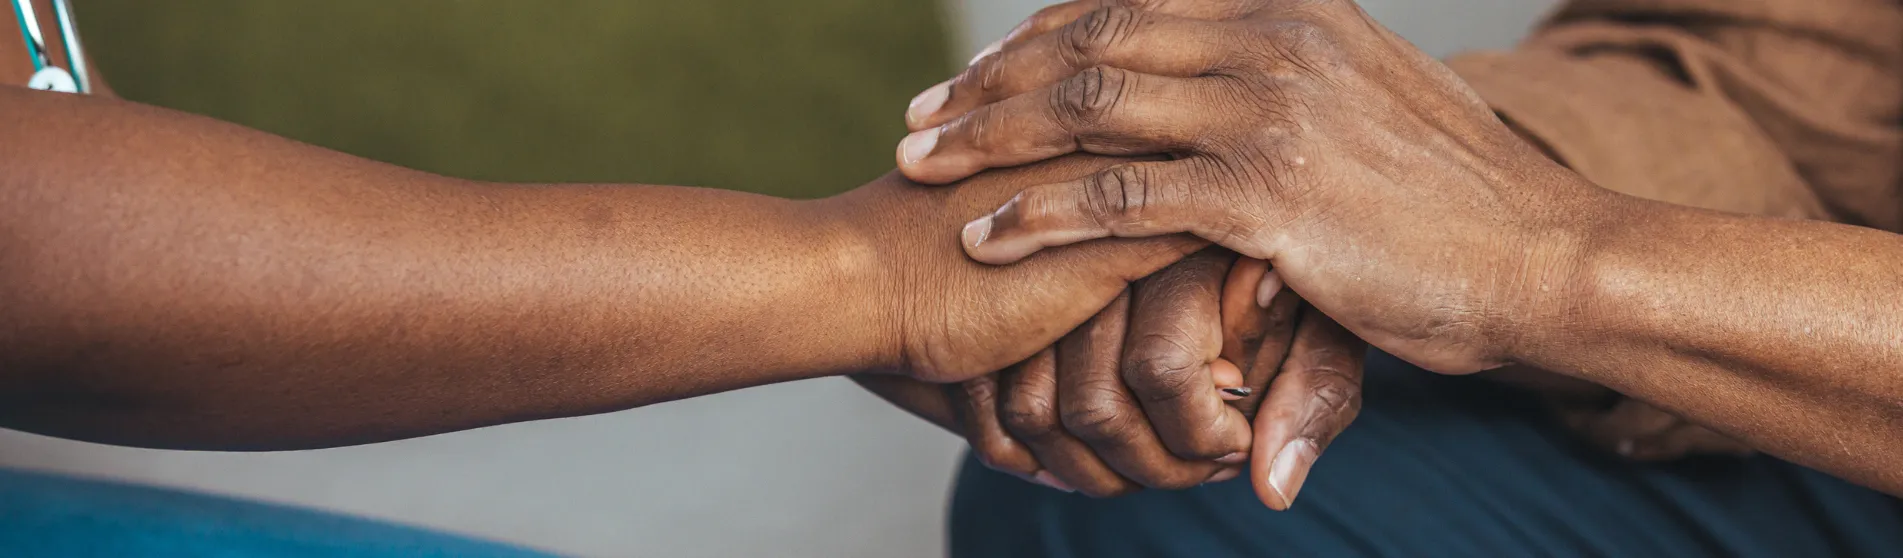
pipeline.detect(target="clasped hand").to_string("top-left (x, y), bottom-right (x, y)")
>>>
top-left (865, 0), bottom-right (1748, 509)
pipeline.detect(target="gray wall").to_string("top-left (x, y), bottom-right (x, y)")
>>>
top-left (951, 0), bottom-right (1557, 58)
top-left (0, 2), bottom-right (1557, 557)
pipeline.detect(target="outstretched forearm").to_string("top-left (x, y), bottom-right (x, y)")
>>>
top-left (0, 88), bottom-right (889, 450)
top-left (1521, 191), bottom-right (1903, 494)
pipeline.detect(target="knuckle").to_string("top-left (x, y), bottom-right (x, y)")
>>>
top-left (1061, 7), bottom-right (1141, 64)
top-left (1050, 65), bottom-right (1132, 128)
top-left (1079, 164), bottom-right (1150, 225)
top-left (1305, 366), bottom-right (1365, 437)
top-left (1000, 394), bottom-right (1063, 440)
top-left (1268, 20), bottom-right (1351, 80)
top-left (1123, 336), bottom-right (1205, 403)
top-left (1060, 397), bottom-right (1135, 442)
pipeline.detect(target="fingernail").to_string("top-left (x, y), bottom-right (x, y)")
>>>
top-left (1255, 270), bottom-right (1283, 309)
top-left (1220, 387), bottom-right (1253, 400)
top-left (906, 81), bottom-right (951, 127)
top-left (1033, 470), bottom-right (1076, 493)
top-left (968, 39), bottom-right (1003, 66)
top-left (1216, 452), bottom-right (1248, 465)
top-left (1267, 438), bottom-right (1319, 510)
top-left (1206, 467), bottom-right (1244, 483)
top-left (900, 127), bottom-right (941, 166)
top-left (962, 216), bottom-right (993, 248)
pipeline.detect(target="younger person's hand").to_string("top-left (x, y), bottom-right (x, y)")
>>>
top-left (830, 154), bottom-right (1204, 384)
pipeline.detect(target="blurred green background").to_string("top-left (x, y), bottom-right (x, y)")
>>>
top-left (75, 0), bottom-right (951, 197)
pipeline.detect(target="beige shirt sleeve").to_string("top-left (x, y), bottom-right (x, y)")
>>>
top-left (1446, 0), bottom-right (1903, 230)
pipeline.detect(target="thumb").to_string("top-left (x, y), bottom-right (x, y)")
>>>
top-left (1248, 309), bottom-right (1367, 511)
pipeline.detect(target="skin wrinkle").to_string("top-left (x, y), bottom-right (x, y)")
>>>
top-left (887, 0), bottom-right (1903, 499)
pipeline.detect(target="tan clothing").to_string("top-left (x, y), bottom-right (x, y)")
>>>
top-left (1449, 0), bottom-right (1903, 229)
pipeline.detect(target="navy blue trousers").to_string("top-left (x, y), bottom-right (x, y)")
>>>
top-left (951, 352), bottom-right (1903, 557)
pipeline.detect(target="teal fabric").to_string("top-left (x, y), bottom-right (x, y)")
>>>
top-left (0, 469), bottom-right (556, 557)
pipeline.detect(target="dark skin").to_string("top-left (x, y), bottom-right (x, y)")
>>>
top-left (899, 0), bottom-right (1903, 496)
top-left (862, 5), bottom-right (1369, 509)
top-left (864, 247), bottom-right (1365, 505)
top-left (3, 2), bottom-right (1728, 504)
top-left (868, 0), bottom-right (1745, 510)
top-left (4, 7), bottom-right (1276, 492)
top-left (0, 79), bottom-right (1217, 449)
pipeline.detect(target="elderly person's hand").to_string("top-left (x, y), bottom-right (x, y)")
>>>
top-left (953, 251), bottom-right (1362, 510)
top-left (896, 0), bottom-right (1591, 378)
top-left (861, 250), bottom-right (1365, 509)
top-left (911, 0), bottom-right (1761, 467)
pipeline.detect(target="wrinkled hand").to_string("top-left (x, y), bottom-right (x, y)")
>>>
top-left (838, 155), bottom-right (1204, 384)
top-left (898, 0), bottom-right (1595, 376)
top-left (947, 249), bottom-right (1260, 497)
top-left (861, 249), bottom-right (1366, 510)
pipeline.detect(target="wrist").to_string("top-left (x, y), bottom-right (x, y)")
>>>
top-left (1491, 171), bottom-right (1619, 377)
top-left (799, 192), bottom-right (905, 375)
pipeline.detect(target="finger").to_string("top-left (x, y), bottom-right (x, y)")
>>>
top-left (850, 374), bottom-right (960, 432)
top-left (910, 8), bottom-right (1239, 131)
top-left (900, 68), bottom-right (1218, 184)
top-left (913, 156), bottom-right (1210, 382)
top-left (1249, 308), bottom-right (1367, 511)
top-left (963, 160), bottom-right (1245, 265)
top-left (1220, 258), bottom-right (1271, 366)
top-left (1219, 260), bottom-right (1300, 417)
top-left (1611, 405), bottom-right (1754, 461)
top-left (1628, 424), bottom-right (1755, 461)
top-left (1121, 248), bottom-right (1254, 462)
top-left (948, 374), bottom-right (1042, 481)
top-left (1579, 397), bottom-right (1680, 457)
top-left (1212, 358), bottom-right (1245, 399)
top-left (966, 0), bottom-right (1267, 70)
top-left (999, 346), bottom-right (1134, 496)
top-left (962, 0), bottom-right (1091, 70)
top-left (1057, 289), bottom-right (1226, 490)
